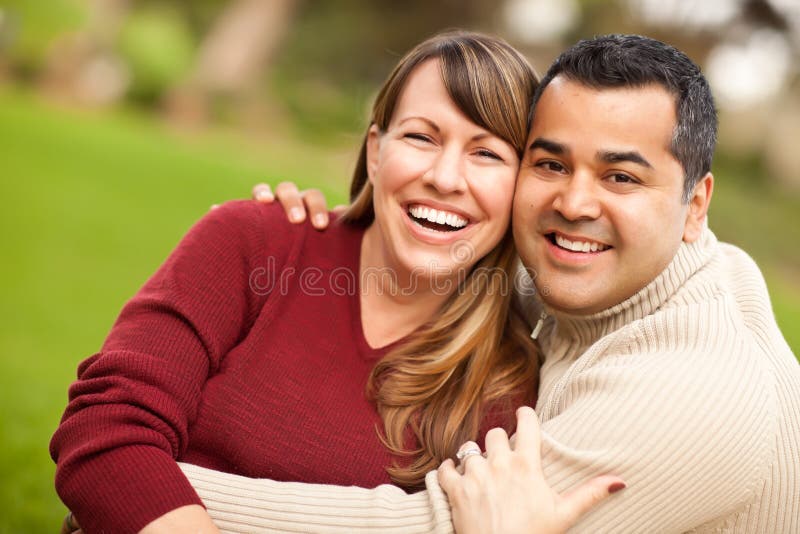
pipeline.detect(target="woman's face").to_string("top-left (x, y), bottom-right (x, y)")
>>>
top-left (366, 59), bottom-right (519, 284)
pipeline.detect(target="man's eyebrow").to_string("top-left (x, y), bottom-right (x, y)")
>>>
top-left (598, 150), bottom-right (653, 169)
top-left (528, 138), bottom-right (568, 155)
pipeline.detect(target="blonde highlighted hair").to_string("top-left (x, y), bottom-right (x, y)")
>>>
top-left (342, 31), bottom-right (540, 489)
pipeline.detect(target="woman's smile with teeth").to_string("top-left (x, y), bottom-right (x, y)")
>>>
top-left (552, 233), bottom-right (610, 253)
top-left (408, 204), bottom-right (469, 231)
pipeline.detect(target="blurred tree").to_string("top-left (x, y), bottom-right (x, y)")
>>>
top-left (117, 5), bottom-right (195, 106)
top-left (0, 0), bottom-right (87, 80)
top-left (165, 0), bottom-right (297, 125)
top-left (38, 0), bottom-right (129, 105)
top-left (269, 0), bottom-right (502, 139)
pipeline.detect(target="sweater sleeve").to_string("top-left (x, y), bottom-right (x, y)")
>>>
top-left (174, 336), bottom-right (772, 533)
top-left (529, 339), bottom-right (775, 531)
top-left (50, 201), bottom-right (281, 534)
top-left (180, 463), bottom-right (454, 534)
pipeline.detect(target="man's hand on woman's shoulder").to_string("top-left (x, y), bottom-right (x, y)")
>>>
top-left (248, 182), bottom-right (345, 230)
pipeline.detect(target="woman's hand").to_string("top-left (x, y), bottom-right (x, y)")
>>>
top-left (438, 407), bottom-right (625, 534)
top-left (249, 182), bottom-right (344, 230)
top-left (60, 511), bottom-right (81, 534)
top-left (60, 505), bottom-right (219, 534)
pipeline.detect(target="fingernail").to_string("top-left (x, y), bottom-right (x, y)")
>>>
top-left (210, 204), bottom-right (219, 210)
top-left (290, 207), bottom-right (304, 222)
top-left (313, 214), bottom-right (327, 227)
top-left (608, 482), bottom-right (626, 494)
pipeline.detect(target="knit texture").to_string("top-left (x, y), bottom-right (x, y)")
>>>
top-left (51, 201), bottom-right (407, 534)
top-left (181, 225), bottom-right (799, 533)
top-left (519, 226), bottom-right (799, 532)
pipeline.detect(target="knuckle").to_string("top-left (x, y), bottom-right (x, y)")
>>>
top-left (509, 453), bottom-right (534, 472)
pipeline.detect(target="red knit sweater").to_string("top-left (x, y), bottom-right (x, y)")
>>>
top-left (51, 201), bottom-right (521, 534)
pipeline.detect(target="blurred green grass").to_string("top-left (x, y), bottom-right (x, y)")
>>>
top-left (0, 88), bottom-right (797, 532)
top-left (0, 87), bottom-right (351, 532)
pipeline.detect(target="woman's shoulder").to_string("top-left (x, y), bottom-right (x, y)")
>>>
top-left (203, 199), bottom-right (298, 231)
top-left (197, 200), bottom-right (306, 249)
top-left (193, 200), bottom-right (363, 269)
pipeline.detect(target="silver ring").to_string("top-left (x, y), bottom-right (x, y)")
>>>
top-left (456, 447), bottom-right (482, 462)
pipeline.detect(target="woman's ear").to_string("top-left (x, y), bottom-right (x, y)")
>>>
top-left (366, 124), bottom-right (381, 185)
top-left (683, 173), bottom-right (714, 243)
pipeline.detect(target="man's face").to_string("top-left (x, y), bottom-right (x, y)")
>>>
top-left (513, 76), bottom-right (707, 315)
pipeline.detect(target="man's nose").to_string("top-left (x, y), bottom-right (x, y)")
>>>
top-left (552, 173), bottom-right (601, 221)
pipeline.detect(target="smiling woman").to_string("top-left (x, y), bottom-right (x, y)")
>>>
top-left (338, 42), bottom-right (535, 487)
top-left (50, 31), bottom-right (554, 534)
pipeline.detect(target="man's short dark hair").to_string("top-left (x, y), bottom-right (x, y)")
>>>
top-left (532, 34), bottom-right (717, 202)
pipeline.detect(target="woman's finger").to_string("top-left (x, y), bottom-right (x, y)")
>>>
top-left (456, 441), bottom-right (484, 475)
top-left (60, 511), bottom-right (79, 534)
top-left (484, 426), bottom-right (510, 456)
top-left (252, 183), bottom-right (274, 203)
top-left (437, 458), bottom-right (462, 495)
top-left (512, 406), bottom-right (542, 462)
top-left (275, 182), bottom-right (306, 223)
top-left (301, 189), bottom-right (331, 229)
top-left (558, 475), bottom-right (626, 527)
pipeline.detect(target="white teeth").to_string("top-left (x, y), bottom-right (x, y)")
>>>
top-left (554, 234), bottom-right (609, 253)
top-left (408, 204), bottom-right (468, 229)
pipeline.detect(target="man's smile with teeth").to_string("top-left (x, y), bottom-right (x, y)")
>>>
top-left (548, 232), bottom-right (610, 253)
top-left (408, 204), bottom-right (469, 232)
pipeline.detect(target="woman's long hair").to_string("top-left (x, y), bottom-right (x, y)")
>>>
top-left (342, 31), bottom-right (540, 490)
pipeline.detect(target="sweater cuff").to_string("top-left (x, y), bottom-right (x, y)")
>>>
top-left (57, 447), bottom-right (202, 534)
top-left (424, 469), bottom-right (454, 533)
top-left (181, 462), bottom-right (454, 533)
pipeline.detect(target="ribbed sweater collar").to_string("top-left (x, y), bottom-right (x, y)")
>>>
top-left (542, 226), bottom-right (718, 346)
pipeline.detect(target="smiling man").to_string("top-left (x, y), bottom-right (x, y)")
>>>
top-left (514, 80), bottom-right (708, 315)
top-left (115, 35), bottom-right (798, 533)
top-left (484, 34), bottom-right (799, 532)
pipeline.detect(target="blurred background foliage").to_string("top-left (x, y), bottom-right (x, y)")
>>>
top-left (0, 0), bottom-right (798, 531)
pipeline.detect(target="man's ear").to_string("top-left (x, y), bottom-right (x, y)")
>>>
top-left (683, 172), bottom-right (713, 242)
top-left (366, 124), bottom-right (381, 185)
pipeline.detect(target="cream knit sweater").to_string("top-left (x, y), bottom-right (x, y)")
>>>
top-left (180, 227), bottom-right (800, 533)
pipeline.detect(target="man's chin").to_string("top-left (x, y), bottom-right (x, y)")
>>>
top-left (536, 287), bottom-right (610, 316)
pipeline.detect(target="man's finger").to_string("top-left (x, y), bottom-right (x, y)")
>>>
top-left (301, 189), bottom-right (331, 229)
top-left (559, 475), bottom-right (626, 527)
top-left (252, 183), bottom-right (274, 203)
top-left (332, 204), bottom-right (348, 215)
top-left (275, 182), bottom-right (306, 223)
